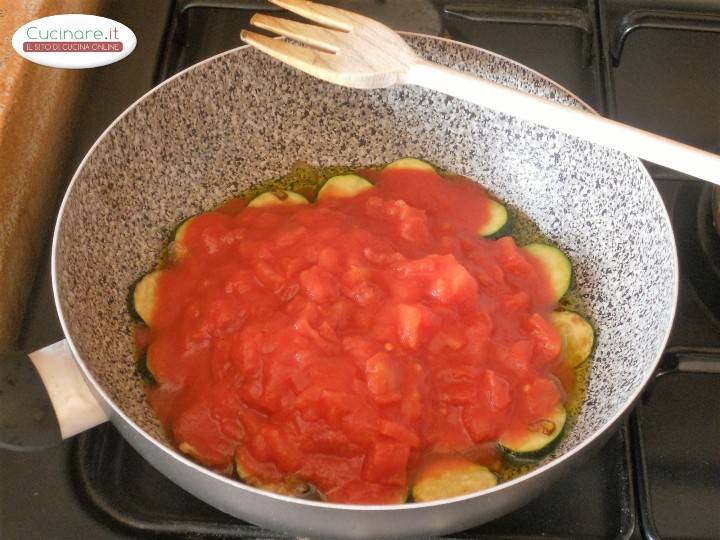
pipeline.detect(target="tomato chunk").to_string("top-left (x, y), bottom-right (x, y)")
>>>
top-left (527, 313), bottom-right (562, 364)
top-left (523, 378), bottom-right (562, 417)
top-left (363, 441), bottom-right (410, 486)
top-left (365, 352), bottom-right (402, 403)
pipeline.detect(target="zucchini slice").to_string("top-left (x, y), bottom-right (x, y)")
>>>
top-left (499, 404), bottom-right (567, 462)
top-left (317, 174), bottom-right (374, 200)
top-left (133, 270), bottom-right (163, 325)
top-left (522, 243), bottom-right (572, 301)
top-left (411, 458), bottom-right (498, 502)
top-left (551, 311), bottom-right (595, 367)
top-left (235, 455), bottom-right (312, 497)
top-left (248, 190), bottom-right (309, 208)
top-left (383, 157), bottom-right (436, 173)
top-left (477, 199), bottom-right (510, 237)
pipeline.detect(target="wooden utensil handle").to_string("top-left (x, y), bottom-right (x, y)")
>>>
top-left (404, 60), bottom-right (720, 185)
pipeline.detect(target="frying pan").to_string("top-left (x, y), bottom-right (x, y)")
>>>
top-left (0, 34), bottom-right (677, 538)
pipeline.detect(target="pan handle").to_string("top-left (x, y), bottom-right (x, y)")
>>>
top-left (0, 340), bottom-right (110, 451)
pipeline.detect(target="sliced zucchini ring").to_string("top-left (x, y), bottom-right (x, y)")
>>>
top-left (317, 174), bottom-right (374, 200)
top-left (551, 311), bottom-right (595, 367)
top-left (411, 458), bottom-right (498, 502)
top-left (383, 157), bottom-right (436, 173)
top-left (235, 455), bottom-right (312, 497)
top-left (133, 270), bottom-right (163, 325)
top-left (500, 404), bottom-right (567, 462)
top-left (522, 243), bottom-right (572, 301)
top-left (248, 190), bottom-right (309, 208)
top-left (477, 199), bottom-right (510, 237)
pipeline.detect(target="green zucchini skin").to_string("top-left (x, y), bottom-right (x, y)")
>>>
top-left (383, 157), bottom-right (437, 173)
top-left (411, 458), bottom-right (498, 502)
top-left (317, 174), bottom-right (373, 200)
top-left (522, 243), bottom-right (573, 301)
top-left (135, 350), bottom-right (157, 386)
top-left (478, 199), bottom-right (511, 237)
top-left (247, 190), bottom-right (309, 208)
top-left (551, 310), bottom-right (595, 367)
top-left (499, 404), bottom-right (568, 463)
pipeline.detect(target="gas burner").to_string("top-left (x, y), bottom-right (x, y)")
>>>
top-left (673, 182), bottom-right (720, 325)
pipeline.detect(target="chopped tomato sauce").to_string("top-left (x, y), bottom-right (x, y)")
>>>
top-left (144, 167), bottom-right (565, 503)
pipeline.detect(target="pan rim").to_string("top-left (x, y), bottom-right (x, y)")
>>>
top-left (50, 31), bottom-right (679, 511)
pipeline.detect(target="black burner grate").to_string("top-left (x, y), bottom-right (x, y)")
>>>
top-left (673, 182), bottom-right (720, 326)
top-left (631, 353), bottom-right (720, 540)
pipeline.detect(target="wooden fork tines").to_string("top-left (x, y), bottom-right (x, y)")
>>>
top-left (240, 0), bottom-right (418, 89)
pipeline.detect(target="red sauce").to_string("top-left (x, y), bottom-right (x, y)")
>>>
top-left (144, 168), bottom-right (566, 503)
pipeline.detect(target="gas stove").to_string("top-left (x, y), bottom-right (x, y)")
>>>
top-left (2, 1), bottom-right (719, 539)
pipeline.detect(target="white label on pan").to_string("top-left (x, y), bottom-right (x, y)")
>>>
top-left (12, 14), bottom-right (136, 69)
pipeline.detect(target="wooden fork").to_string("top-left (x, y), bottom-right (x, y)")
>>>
top-left (241, 0), bottom-right (720, 184)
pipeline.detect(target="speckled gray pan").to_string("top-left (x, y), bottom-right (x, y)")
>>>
top-left (52, 34), bottom-right (677, 538)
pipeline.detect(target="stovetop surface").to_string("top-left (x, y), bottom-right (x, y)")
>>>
top-left (2, 2), bottom-right (719, 539)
